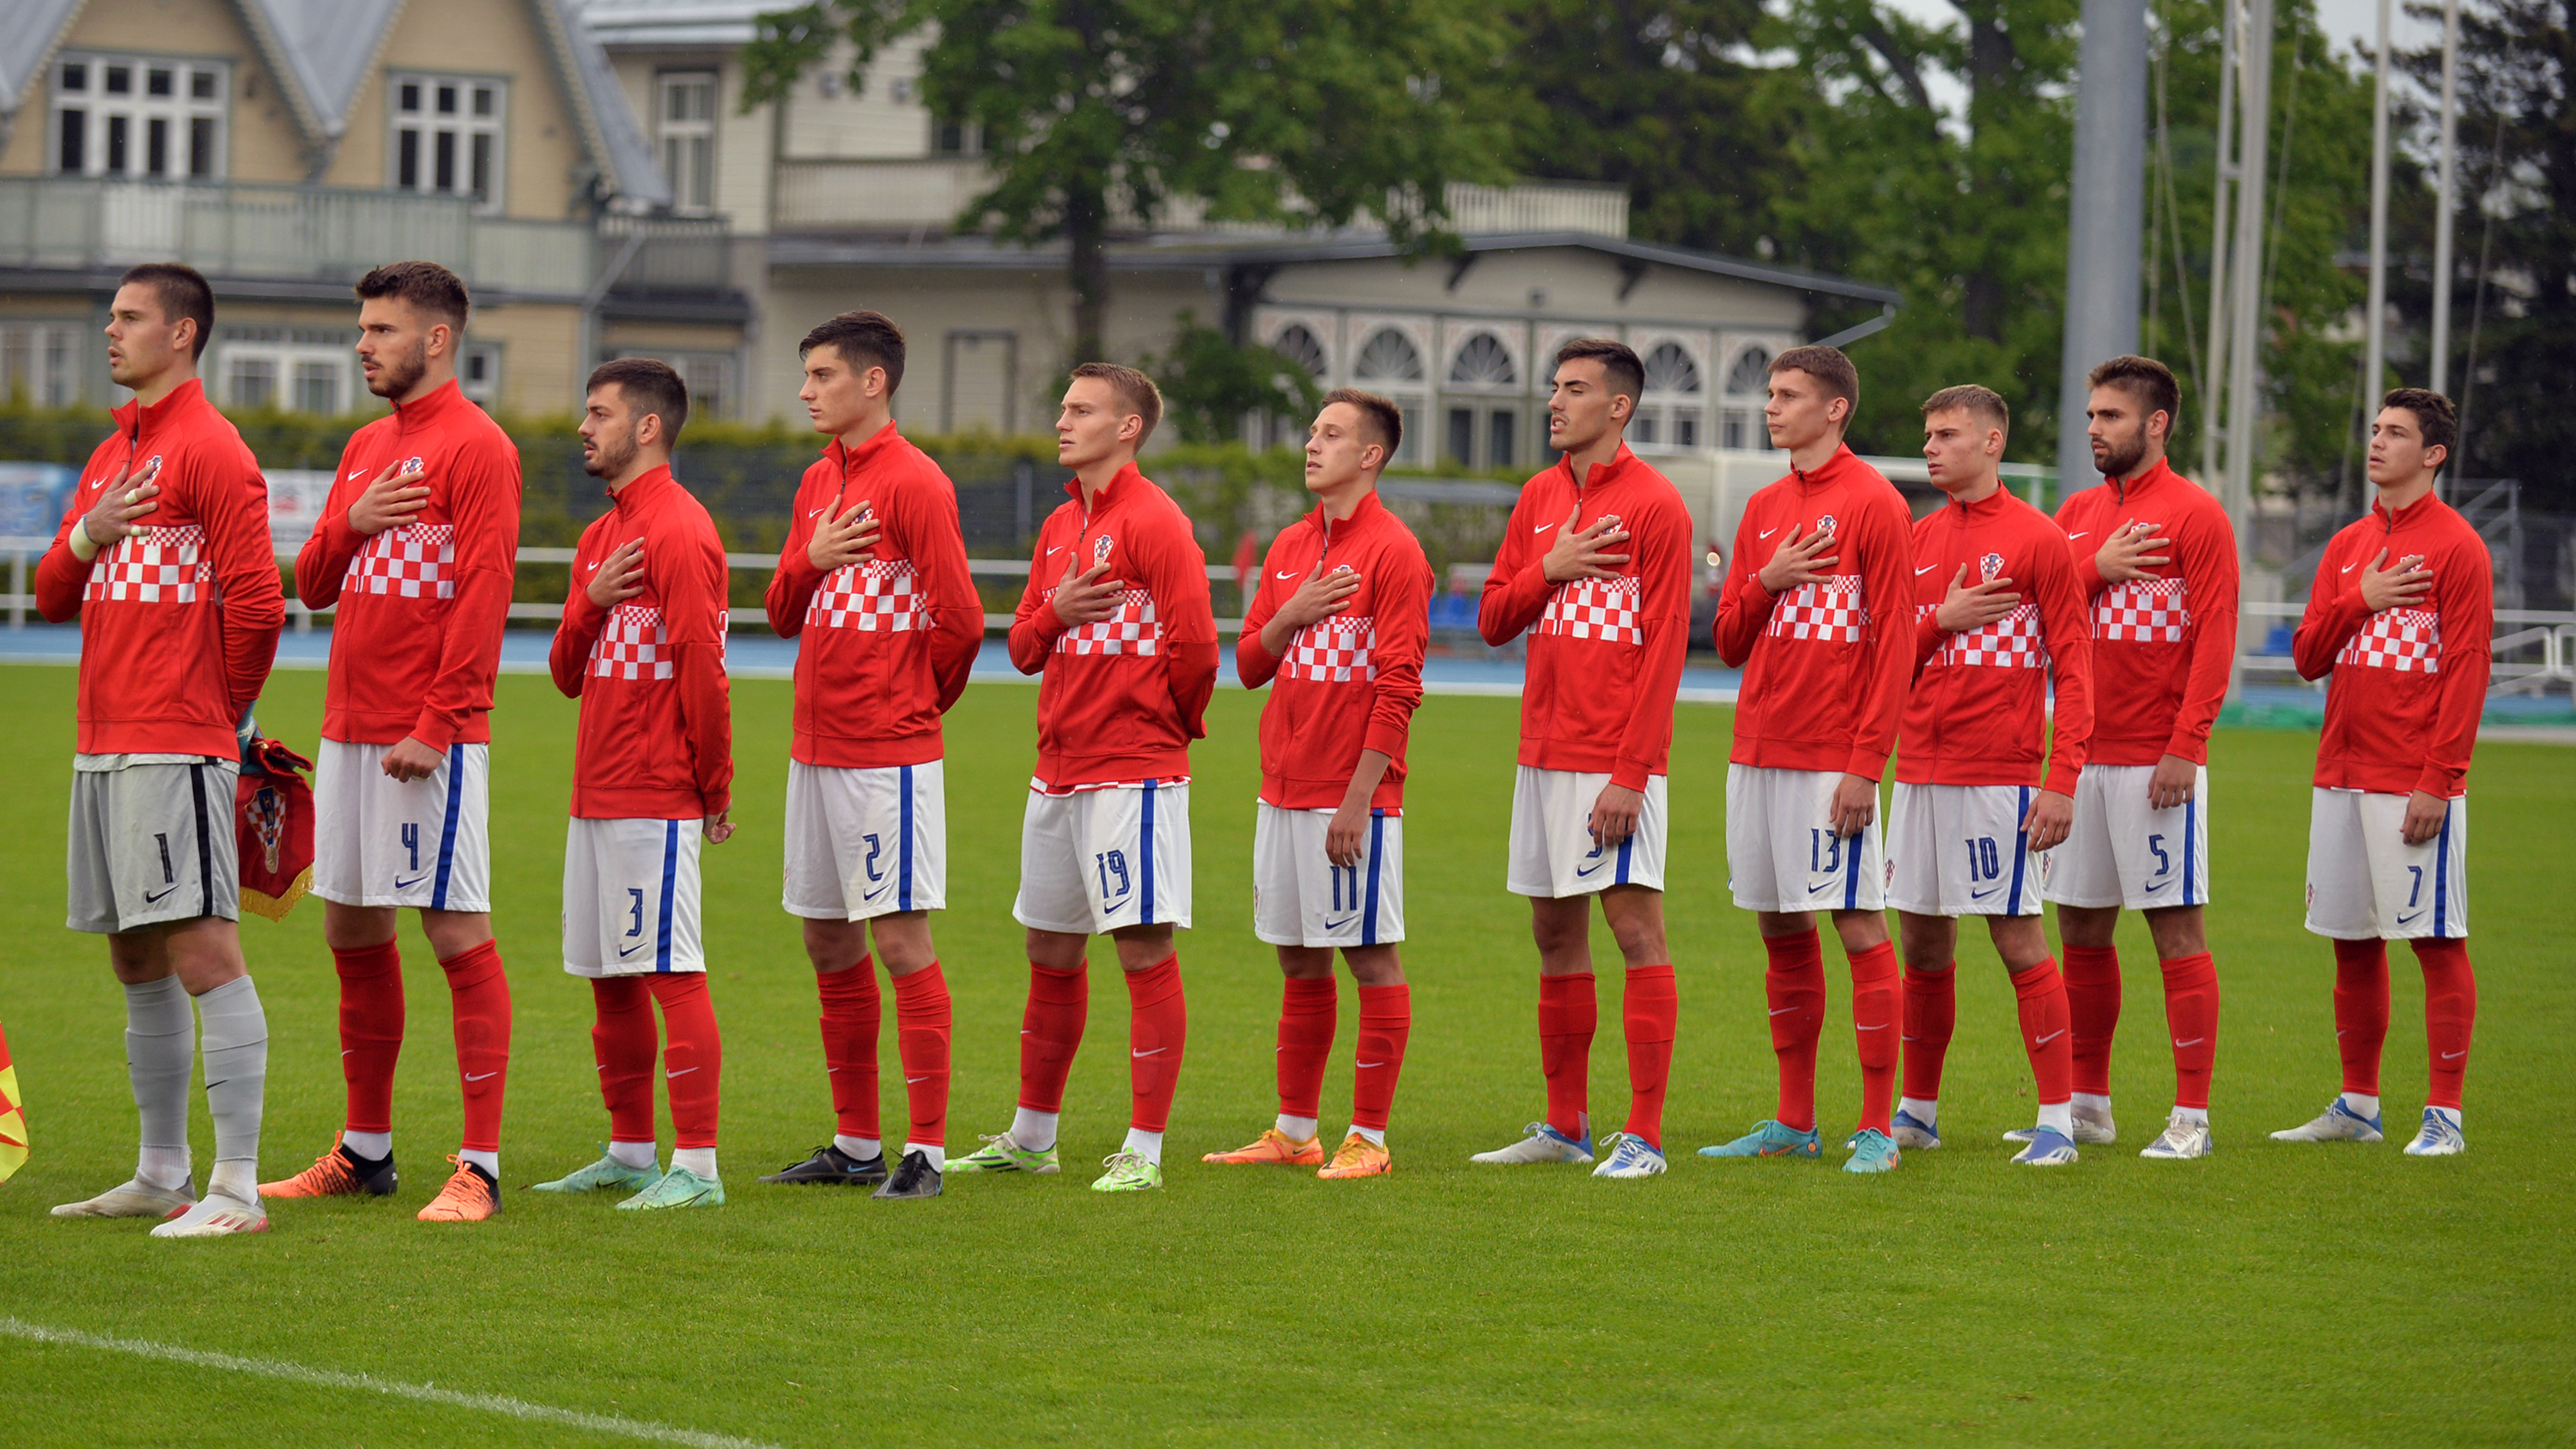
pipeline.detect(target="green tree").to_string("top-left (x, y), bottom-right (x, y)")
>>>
top-left (741, 0), bottom-right (1514, 363)
top-left (1140, 312), bottom-right (1324, 445)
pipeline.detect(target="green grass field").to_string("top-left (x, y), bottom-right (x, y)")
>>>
top-left (0, 662), bottom-right (2567, 1447)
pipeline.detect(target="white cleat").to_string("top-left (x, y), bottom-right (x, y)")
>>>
top-left (52, 1177), bottom-right (196, 1220)
top-left (2400, 1109), bottom-right (2465, 1157)
top-left (1589, 1134), bottom-right (1667, 1179)
top-left (2004, 1101), bottom-right (2115, 1145)
top-left (1469, 1116), bottom-right (1594, 1166)
top-left (2139, 1113), bottom-right (2213, 1160)
top-left (1891, 1108), bottom-right (1941, 1150)
top-left (150, 1192), bottom-right (270, 1238)
top-left (2270, 1098), bottom-right (2385, 1143)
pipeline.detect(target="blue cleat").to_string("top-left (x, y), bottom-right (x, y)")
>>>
top-left (2400, 1108), bottom-right (2464, 1156)
top-left (1891, 1109), bottom-right (1941, 1150)
top-left (2011, 1127), bottom-right (2079, 1166)
top-left (1469, 1118), bottom-right (1594, 1165)
top-left (1698, 1119), bottom-right (1822, 1159)
top-left (1844, 1128), bottom-right (1900, 1173)
top-left (1590, 1134), bottom-right (1668, 1179)
top-left (2270, 1098), bottom-right (2384, 1143)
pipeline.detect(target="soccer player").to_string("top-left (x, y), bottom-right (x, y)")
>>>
top-left (1469, 339), bottom-right (1689, 1180)
top-left (950, 364), bottom-right (1217, 1194)
top-left (2041, 355), bottom-right (2237, 1159)
top-left (759, 311), bottom-right (975, 1201)
top-left (262, 262), bottom-right (520, 1222)
top-left (531, 360), bottom-right (737, 1210)
top-left (1204, 390), bottom-right (1431, 1180)
top-left (1704, 344), bottom-right (1912, 1168)
top-left (2273, 389), bottom-right (2488, 1155)
top-left (1886, 386), bottom-right (2094, 1168)
top-left (39, 264), bottom-right (284, 1237)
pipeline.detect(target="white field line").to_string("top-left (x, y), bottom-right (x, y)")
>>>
top-left (0, 1317), bottom-right (785, 1449)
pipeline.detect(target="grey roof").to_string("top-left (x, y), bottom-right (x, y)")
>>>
top-left (539, 0), bottom-right (669, 208)
top-left (0, 0), bottom-right (83, 117)
top-left (578, 0), bottom-right (774, 47)
top-left (234, 0), bottom-right (404, 139)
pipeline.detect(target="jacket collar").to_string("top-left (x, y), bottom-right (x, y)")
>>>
top-left (1555, 442), bottom-right (1637, 492)
top-left (390, 377), bottom-right (467, 428)
top-left (1066, 460), bottom-right (1146, 512)
top-left (2106, 455), bottom-right (2179, 500)
top-left (2369, 488), bottom-right (2449, 532)
top-left (1789, 442), bottom-right (1858, 488)
top-left (1944, 481), bottom-right (2015, 520)
top-left (115, 376), bottom-right (210, 446)
top-left (827, 420), bottom-right (902, 477)
top-left (611, 463), bottom-right (676, 513)
top-left (1307, 486), bottom-right (1388, 542)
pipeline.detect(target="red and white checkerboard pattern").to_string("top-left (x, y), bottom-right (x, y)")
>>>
top-left (2337, 607), bottom-right (2443, 673)
top-left (85, 525), bottom-right (209, 605)
top-left (1537, 576), bottom-right (1643, 645)
top-left (2095, 577), bottom-right (2190, 642)
top-left (1282, 614), bottom-right (1378, 682)
top-left (806, 558), bottom-right (923, 633)
top-left (590, 603), bottom-right (675, 682)
top-left (1927, 601), bottom-right (2049, 669)
top-left (342, 523), bottom-right (456, 600)
top-left (1053, 588), bottom-right (1161, 656)
top-left (1765, 576), bottom-right (1868, 643)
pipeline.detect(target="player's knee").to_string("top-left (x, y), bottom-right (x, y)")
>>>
top-left (1830, 908), bottom-right (1890, 955)
top-left (1340, 945), bottom-right (1404, 986)
top-left (321, 900), bottom-right (399, 952)
top-left (804, 916), bottom-right (869, 969)
top-left (1110, 925), bottom-right (1174, 971)
top-left (2143, 905), bottom-right (2206, 959)
top-left (1528, 906), bottom-right (1587, 955)
top-left (419, 910), bottom-right (492, 961)
top-left (1987, 915), bottom-right (2052, 970)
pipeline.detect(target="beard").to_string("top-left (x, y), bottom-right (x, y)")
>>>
top-left (2092, 419), bottom-right (2148, 479)
top-left (368, 337), bottom-right (429, 400)
top-left (583, 423), bottom-right (639, 481)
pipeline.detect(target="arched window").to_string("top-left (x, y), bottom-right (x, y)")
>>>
top-left (1448, 331), bottom-right (1516, 388)
top-left (1724, 343), bottom-right (1772, 397)
top-left (1643, 343), bottom-right (1703, 395)
top-left (1272, 323), bottom-right (1327, 380)
top-left (1720, 343), bottom-right (1773, 451)
top-left (1353, 327), bottom-right (1425, 383)
top-left (1631, 341), bottom-right (1707, 452)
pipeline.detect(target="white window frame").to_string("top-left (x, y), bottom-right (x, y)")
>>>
top-left (390, 73), bottom-right (507, 212)
top-left (216, 330), bottom-right (354, 415)
top-left (615, 349), bottom-right (734, 421)
top-left (460, 342), bottom-right (505, 408)
top-left (52, 52), bottom-right (229, 181)
top-left (0, 323), bottom-right (88, 407)
top-left (655, 70), bottom-right (718, 215)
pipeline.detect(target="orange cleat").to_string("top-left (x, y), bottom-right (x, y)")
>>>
top-left (1316, 1132), bottom-right (1390, 1179)
top-left (259, 1135), bottom-right (398, 1198)
top-left (1200, 1128), bottom-right (1325, 1166)
top-left (416, 1157), bottom-right (501, 1222)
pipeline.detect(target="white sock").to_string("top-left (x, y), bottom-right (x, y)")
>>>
top-left (1350, 1125), bottom-right (1385, 1148)
top-left (1276, 1114), bottom-right (1319, 1143)
top-left (671, 1147), bottom-right (718, 1179)
top-left (2038, 1101), bottom-right (2074, 1136)
top-left (834, 1135), bottom-right (882, 1161)
top-left (2430, 1106), bottom-right (2462, 1127)
top-left (206, 1160), bottom-right (258, 1205)
top-left (2072, 1092), bottom-right (2112, 1114)
top-left (2171, 1106), bottom-right (2209, 1126)
top-left (137, 1144), bottom-right (191, 1193)
top-left (125, 977), bottom-right (193, 1187)
top-left (340, 1130), bottom-right (392, 1161)
top-left (2342, 1091), bottom-right (2382, 1119)
top-left (608, 1139), bottom-right (658, 1170)
top-left (1121, 1127), bottom-right (1163, 1167)
top-left (195, 976), bottom-right (269, 1179)
top-left (1897, 1096), bottom-right (1939, 1130)
top-left (1011, 1107), bottom-right (1058, 1153)
top-left (905, 1143), bottom-right (946, 1171)
top-left (459, 1148), bottom-right (499, 1178)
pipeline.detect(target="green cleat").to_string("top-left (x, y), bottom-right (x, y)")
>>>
top-left (948, 1132), bottom-right (1060, 1175)
top-left (530, 1149), bottom-right (663, 1195)
top-left (1090, 1151), bottom-right (1163, 1192)
top-left (617, 1165), bottom-right (724, 1210)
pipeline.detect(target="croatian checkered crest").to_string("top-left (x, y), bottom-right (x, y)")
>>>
top-left (1538, 575), bottom-right (1643, 645)
top-left (1283, 614), bottom-right (1378, 682)
top-left (85, 525), bottom-right (210, 604)
top-left (590, 603), bottom-right (675, 681)
top-left (1980, 551), bottom-right (2006, 582)
top-left (1765, 575), bottom-right (1868, 643)
top-left (1815, 514), bottom-right (1837, 535)
top-left (343, 523), bottom-right (457, 600)
top-left (808, 558), bottom-right (923, 633)
top-left (1922, 600), bottom-right (2048, 669)
top-left (1093, 535), bottom-right (1115, 565)
top-left (2337, 607), bottom-right (2443, 673)
top-left (1054, 587), bottom-right (1160, 656)
top-left (2095, 577), bottom-right (2190, 642)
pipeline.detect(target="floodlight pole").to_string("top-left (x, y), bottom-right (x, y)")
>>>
top-left (2057, 0), bottom-right (2150, 494)
top-left (2427, 0), bottom-right (2462, 497)
top-left (2363, 0), bottom-right (2392, 419)
top-left (2199, 0), bottom-right (2240, 488)
top-left (2223, 0), bottom-right (2273, 530)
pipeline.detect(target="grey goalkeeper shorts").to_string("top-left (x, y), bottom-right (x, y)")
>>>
top-left (66, 755), bottom-right (240, 934)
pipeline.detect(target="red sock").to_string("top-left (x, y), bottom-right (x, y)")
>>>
top-left (437, 940), bottom-right (511, 1154)
top-left (2012, 959), bottom-right (2074, 1106)
top-left (1537, 973), bottom-right (1596, 1141)
top-left (647, 973), bottom-right (721, 1150)
top-left (1123, 955), bottom-right (1187, 1134)
top-left (1352, 983), bottom-right (1411, 1132)
top-left (815, 959), bottom-right (881, 1141)
top-left (1621, 965), bottom-right (1677, 1149)
top-left (1763, 930), bottom-right (1826, 1133)
top-left (1901, 963), bottom-right (1956, 1103)
top-left (2411, 937), bottom-right (2476, 1110)
top-left (2061, 944), bottom-right (2121, 1098)
top-left (332, 942), bottom-right (404, 1137)
top-left (589, 976), bottom-right (658, 1145)
top-left (891, 962), bottom-right (951, 1150)
top-left (2332, 938), bottom-right (2391, 1095)
top-left (2160, 951), bottom-right (2220, 1111)
top-left (1018, 962), bottom-right (1088, 1113)
top-left (1276, 977), bottom-right (1339, 1124)
top-left (1849, 940), bottom-right (1899, 1134)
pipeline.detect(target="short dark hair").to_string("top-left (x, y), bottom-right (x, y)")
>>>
top-left (2087, 355), bottom-right (2181, 432)
top-left (2381, 387), bottom-right (2458, 457)
top-left (1070, 361), bottom-right (1163, 446)
top-left (586, 357), bottom-right (690, 446)
top-left (1770, 344), bottom-right (1858, 414)
top-left (1321, 387), bottom-right (1403, 462)
top-left (355, 260), bottom-right (471, 331)
top-left (1922, 383), bottom-right (2010, 437)
top-left (800, 310), bottom-right (906, 393)
top-left (118, 263), bottom-right (214, 361)
top-left (1553, 338), bottom-right (1644, 405)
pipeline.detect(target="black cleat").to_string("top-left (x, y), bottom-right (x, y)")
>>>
top-left (757, 1143), bottom-right (888, 1185)
top-left (871, 1150), bottom-right (943, 1200)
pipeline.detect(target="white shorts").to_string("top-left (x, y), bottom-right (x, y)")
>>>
top-left (2305, 789), bottom-right (2469, 941)
top-left (1725, 764), bottom-right (1885, 913)
top-left (1507, 767), bottom-right (1668, 899)
top-left (562, 817), bottom-right (703, 977)
top-left (65, 757), bottom-right (240, 933)
top-left (781, 759), bottom-right (946, 920)
top-left (313, 739), bottom-right (492, 912)
top-left (1013, 782), bottom-right (1192, 935)
top-left (2038, 763), bottom-right (2209, 911)
top-left (1886, 783), bottom-right (2043, 918)
top-left (1253, 803), bottom-right (1406, 948)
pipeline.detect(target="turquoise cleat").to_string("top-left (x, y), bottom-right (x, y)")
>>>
top-left (530, 1149), bottom-right (662, 1195)
top-left (617, 1164), bottom-right (725, 1210)
top-left (1698, 1119), bottom-right (1822, 1159)
top-left (1844, 1128), bottom-right (1901, 1173)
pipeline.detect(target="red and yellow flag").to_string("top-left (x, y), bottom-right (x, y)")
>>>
top-left (0, 1016), bottom-right (25, 1184)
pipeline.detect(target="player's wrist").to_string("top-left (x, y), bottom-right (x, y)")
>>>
top-left (68, 517), bottom-right (102, 561)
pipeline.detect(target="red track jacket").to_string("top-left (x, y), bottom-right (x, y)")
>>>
top-left (2293, 491), bottom-right (2492, 797)
top-left (1899, 484), bottom-right (2095, 795)
top-left (2054, 458), bottom-right (2239, 767)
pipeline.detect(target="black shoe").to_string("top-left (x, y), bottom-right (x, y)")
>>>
top-left (757, 1143), bottom-right (888, 1185)
top-left (871, 1150), bottom-right (943, 1200)
top-left (344, 1145), bottom-right (399, 1196)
